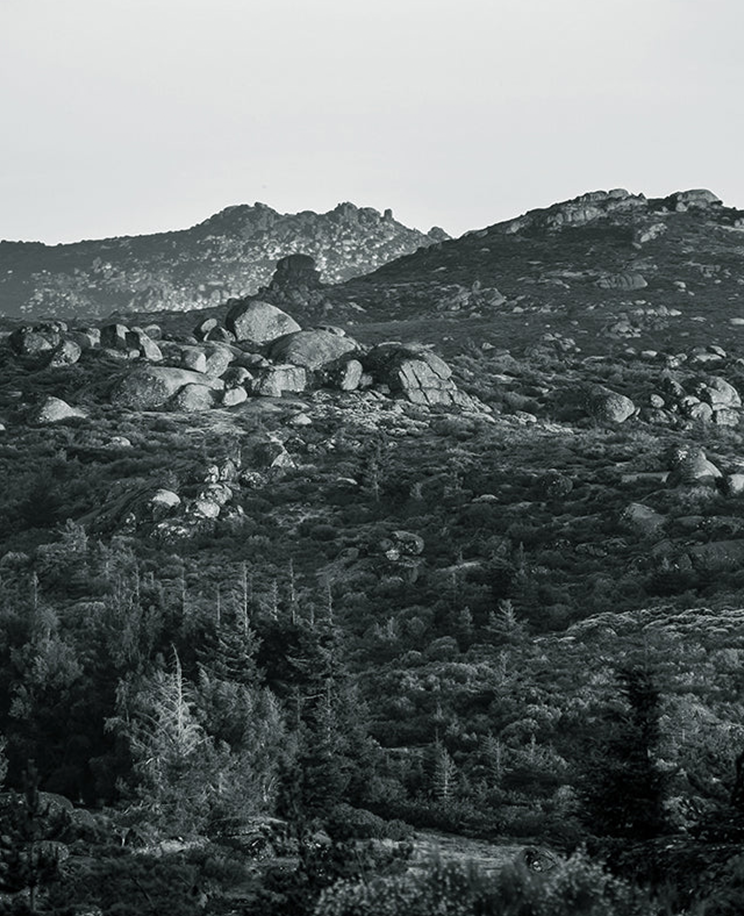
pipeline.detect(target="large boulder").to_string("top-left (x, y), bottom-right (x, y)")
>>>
top-left (47, 339), bottom-right (82, 367)
top-left (268, 253), bottom-right (322, 291)
top-left (9, 326), bottom-right (60, 356)
top-left (31, 396), bottom-right (87, 424)
top-left (267, 329), bottom-right (359, 370)
top-left (696, 377), bottom-right (741, 409)
top-left (364, 345), bottom-right (467, 407)
top-left (668, 446), bottom-right (722, 485)
top-left (667, 189), bottom-right (722, 210)
top-left (251, 364), bottom-right (308, 397)
top-left (100, 323), bottom-right (130, 350)
top-left (584, 387), bottom-right (636, 423)
top-left (225, 299), bottom-right (301, 345)
top-left (126, 328), bottom-right (162, 362)
top-left (111, 366), bottom-right (223, 409)
top-left (169, 384), bottom-right (217, 412)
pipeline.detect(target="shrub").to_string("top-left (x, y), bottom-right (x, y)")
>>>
top-left (325, 804), bottom-right (412, 841)
top-left (314, 852), bottom-right (658, 916)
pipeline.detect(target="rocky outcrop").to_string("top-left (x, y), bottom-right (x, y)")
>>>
top-left (0, 202), bottom-right (444, 320)
top-left (111, 366), bottom-right (223, 409)
top-left (225, 299), bottom-right (301, 345)
top-left (268, 253), bottom-right (323, 292)
top-left (666, 189), bottom-right (722, 210)
top-left (362, 344), bottom-right (473, 407)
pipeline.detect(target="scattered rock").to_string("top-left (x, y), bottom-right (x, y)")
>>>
top-left (668, 446), bottom-right (722, 485)
top-left (322, 357), bottom-right (365, 391)
top-left (536, 471), bottom-right (573, 499)
top-left (194, 317), bottom-right (219, 341)
top-left (584, 387), bottom-right (636, 423)
top-left (69, 328), bottom-right (101, 350)
top-left (688, 540), bottom-right (744, 566)
top-left (723, 474), bottom-right (744, 496)
top-left (222, 366), bottom-right (253, 387)
top-left (201, 344), bottom-right (234, 378)
top-left (31, 396), bottom-right (87, 424)
top-left (622, 503), bottom-right (665, 535)
top-left (595, 271), bottom-right (647, 290)
top-left (222, 387), bottom-right (248, 407)
top-left (150, 489), bottom-right (181, 519)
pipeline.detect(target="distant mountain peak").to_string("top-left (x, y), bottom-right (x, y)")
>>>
top-left (0, 202), bottom-right (448, 320)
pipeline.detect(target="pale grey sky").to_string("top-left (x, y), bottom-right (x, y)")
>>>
top-left (1, 0), bottom-right (743, 243)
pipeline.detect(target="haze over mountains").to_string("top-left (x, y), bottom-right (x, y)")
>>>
top-left (0, 202), bottom-right (447, 320)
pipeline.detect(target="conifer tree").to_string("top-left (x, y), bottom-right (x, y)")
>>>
top-left (580, 666), bottom-right (668, 840)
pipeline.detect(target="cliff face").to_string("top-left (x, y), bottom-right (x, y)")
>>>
top-left (0, 202), bottom-right (446, 320)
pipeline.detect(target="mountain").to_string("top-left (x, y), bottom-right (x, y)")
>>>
top-left (0, 201), bottom-right (447, 320)
top-left (279, 186), bottom-right (744, 357)
top-left (5, 188), bottom-right (744, 913)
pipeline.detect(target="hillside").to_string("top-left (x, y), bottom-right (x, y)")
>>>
top-left (4, 190), bottom-right (744, 914)
top-left (0, 201), bottom-right (446, 320)
top-left (296, 186), bottom-right (744, 357)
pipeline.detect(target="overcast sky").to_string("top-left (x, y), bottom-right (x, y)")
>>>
top-left (2, 0), bottom-right (743, 243)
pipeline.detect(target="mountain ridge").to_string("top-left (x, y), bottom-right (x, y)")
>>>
top-left (0, 201), bottom-right (447, 320)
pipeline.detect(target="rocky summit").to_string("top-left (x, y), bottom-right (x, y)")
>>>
top-left (0, 201), bottom-right (446, 320)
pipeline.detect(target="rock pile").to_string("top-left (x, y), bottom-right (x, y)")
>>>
top-left (3, 257), bottom-right (480, 417)
top-left (645, 373), bottom-right (743, 428)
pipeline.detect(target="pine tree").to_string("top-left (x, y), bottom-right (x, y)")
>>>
top-left (580, 666), bottom-right (668, 840)
top-left (432, 742), bottom-right (458, 804)
top-left (108, 649), bottom-right (215, 834)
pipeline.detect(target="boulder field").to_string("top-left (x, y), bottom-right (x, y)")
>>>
top-left (6, 259), bottom-right (484, 417)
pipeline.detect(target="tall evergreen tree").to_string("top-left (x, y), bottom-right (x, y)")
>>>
top-left (580, 666), bottom-right (668, 840)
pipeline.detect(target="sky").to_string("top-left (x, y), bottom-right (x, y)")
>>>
top-left (1, 0), bottom-right (743, 244)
